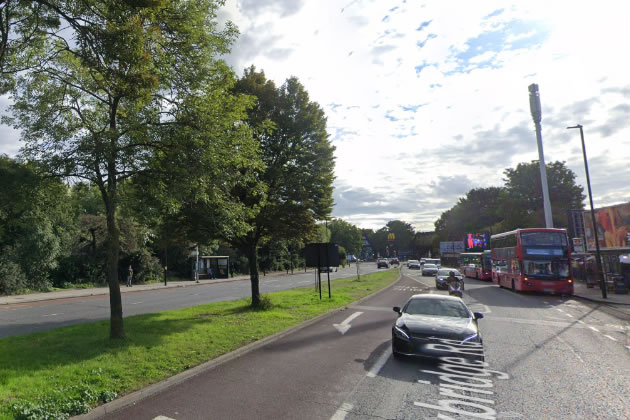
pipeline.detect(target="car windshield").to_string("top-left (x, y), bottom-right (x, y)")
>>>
top-left (424, 264), bottom-right (437, 269)
top-left (405, 298), bottom-right (470, 318)
top-left (437, 269), bottom-right (460, 276)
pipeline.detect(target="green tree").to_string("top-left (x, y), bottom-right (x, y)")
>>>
top-left (385, 220), bottom-right (416, 254)
top-left (500, 161), bottom-right (585, 230)
top-left (230, 67), bottom-right (335, 306)
top-left (0, 156), bottom-right (74, 293)
top-left (329, 219), bottom-right (362, 256)
top-left (3, 0), bottom-right (240, 338)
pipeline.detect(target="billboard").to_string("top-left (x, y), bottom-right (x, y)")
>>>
top-left (440, 241), bottom-right (465, 254)
top-left (583, 202), bottom-right (630, 250)
top-left (465, 232), bottom-right (489, 251)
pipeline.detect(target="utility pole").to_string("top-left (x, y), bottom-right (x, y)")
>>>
top-left (567, 124), bottom-right (607, 299)
top-left (528, 84), bottom-right (553, 228)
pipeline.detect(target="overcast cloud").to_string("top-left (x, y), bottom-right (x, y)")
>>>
top-left (2, 0), bottom-right (629, 231)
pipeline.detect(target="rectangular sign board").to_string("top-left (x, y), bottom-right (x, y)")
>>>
top-left (304, 243), bottom-right (340, 267)
top-left (583, 202), bottom-right (630, 250)
top-left (440, 241), bottom-right (465, 254)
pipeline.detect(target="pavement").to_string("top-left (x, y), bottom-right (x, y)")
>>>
top-left (0, 269), bottom-right (315, 306)
top-left (572, 279), bottom-right (630, 305)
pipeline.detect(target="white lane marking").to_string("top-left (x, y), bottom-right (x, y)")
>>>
top-left (543, 316), bottom-right (567, 321)
top-left (42, 313), bottom-right (60, 317)
top-left (556, 335), bottom-right (584, 363)
top-left (625, 346), bottom-right (630, 351)
top-left (130, 302), bottom-right (143, 305)
top-left (153, 416), bottom-right (176, 420)
top-left (417, 379), bottom-right (431, 384)
top-left (565, 313), bottom-right (574, 318)
top-left (330, 403), bottom-right (354, 420)
top-left (556, 309), bottom-right (565, 313)
top-left (577, 320), bottom-right (586, 324)
top-left (543, 301), bottom-right (550, 304)
top-left (333, 312), bottom-right (363, 335)
top-left (589, 326), bottom-right (600, 332)
top-left (367, 347), bottom-right (392, 378)
top-left (603, 335), bottom-right (617, 342)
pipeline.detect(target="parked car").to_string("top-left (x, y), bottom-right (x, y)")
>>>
top-left (392, 294), bottom-right (484, 360)
top-left (377, 259), bottom-right (390, 269)
top-left (319, 266), bottom-right (337, 273)
top-left (407, 260), bottom-right (421, 269)
top-left (435, 268), bottom-right (464, 290)
top-left (422, 263), bottom-right (439, 276)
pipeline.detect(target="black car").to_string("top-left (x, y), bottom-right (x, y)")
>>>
top-left (392, 294), bottom-right (484, 360)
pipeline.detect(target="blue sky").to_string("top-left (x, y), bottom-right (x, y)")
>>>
top-left (2, 0), bottom-right (630, 231)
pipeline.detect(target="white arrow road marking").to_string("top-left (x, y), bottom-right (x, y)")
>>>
top-left (333, 312), bottom-right (363, 335)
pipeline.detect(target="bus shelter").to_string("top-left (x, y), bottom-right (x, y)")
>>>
top-left (197, 256), bottom-right (230, 279)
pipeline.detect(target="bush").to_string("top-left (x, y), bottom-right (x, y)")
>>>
top-left (0, 251), bottom-right (27, 295)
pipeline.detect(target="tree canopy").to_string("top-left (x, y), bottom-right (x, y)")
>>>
top-left (2, 0), bottom-right (243, 338)
top-left (434, 161), bottom-right (585, 242)
top-left (229, 67), bottom-right (336, 306)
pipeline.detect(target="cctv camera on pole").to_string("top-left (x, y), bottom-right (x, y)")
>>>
top-left (528, 83), bottom-right (553, 228)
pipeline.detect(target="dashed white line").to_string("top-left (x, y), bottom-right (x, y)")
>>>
top-left (603, 335), bottom-right (617, 342)
top-left (556, 335), bottom-right (584, 363)
top-left (367, 347), bottom-right (392, 378)
top-left (42, 313), bottom-right (60, 317)
top-left (130, 302), bottom-right (143, 305)
top-left (556, 309), bottom-right (565, 313)
top-left (565, 313), bottom-right (574, 318)
top-left (577, 320), bottom-right (586, 325)
top-left (625, 345), bottom-right (630, 351)
top-left (589, 326), bottom-right (600, 332)
top-left (330, 403), bottom-right (354, 420)
top-left (153, 416), bottom-right (176, 420)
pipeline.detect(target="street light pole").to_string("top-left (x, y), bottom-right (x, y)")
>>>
top-left (567, 124), bottom-right (607, 299)
top-left (528, 84), bottom-right (554, 228)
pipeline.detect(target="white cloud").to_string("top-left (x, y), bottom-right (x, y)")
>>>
top-left (2, 0), bottom-right (630, 232)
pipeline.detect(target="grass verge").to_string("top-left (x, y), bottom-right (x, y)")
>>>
top-left (0, 269), bottom-right (399, 419)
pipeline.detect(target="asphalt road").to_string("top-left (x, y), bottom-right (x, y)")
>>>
top-left (0, 263), bottom-right (385, 338)
top-left (101, 267), bottom-right (630, 420)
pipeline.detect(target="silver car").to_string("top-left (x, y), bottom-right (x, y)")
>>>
top-left (422, 263), bottom-right (439, 276)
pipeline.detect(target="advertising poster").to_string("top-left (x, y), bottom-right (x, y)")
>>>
top-left (584, 202), bottom-right (630, 250)
top-left (465, 232), bottom-right (489, 251)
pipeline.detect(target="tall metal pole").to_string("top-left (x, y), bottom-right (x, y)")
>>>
top-left (567, 125), bottom-right (607, 299)
top-left (528, 84), bottom-right (554, 228)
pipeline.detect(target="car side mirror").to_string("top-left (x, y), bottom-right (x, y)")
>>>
top-left (393, 306), bottom-right (401, 314)
top-left (473, 312), bottom-right (484, 320)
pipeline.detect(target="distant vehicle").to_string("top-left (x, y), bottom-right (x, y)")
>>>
top-left (458, 252), bottom-right (492, 280)
top-left (435, 268), bottom-right (463, 290)
top-left (491, 228), bottom-right (573, 294)
top-left (420, 258), bottom-right (427, 265)
top-left (424, 258), bottom-right (441, 268)
top-left (377, 259), bottom-right (390, 269)
top-left (422, 263), bottom-right (439, 276)
top-left (319, 266), bottom-right (337, 273)
top-left (392, 294), bottom-right (484, 360)
top-left (408, 260), bottom-right (421, 269)
top-left (389, 258), bottom-right (400, 266)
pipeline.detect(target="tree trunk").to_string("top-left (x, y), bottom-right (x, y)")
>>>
top-left (104, 193), bottom-right (124, 338)
top-left (248, 242), bottom-right (261, 307)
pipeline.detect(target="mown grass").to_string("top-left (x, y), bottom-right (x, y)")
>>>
top-left (0, 269), bottom-right (399, 419)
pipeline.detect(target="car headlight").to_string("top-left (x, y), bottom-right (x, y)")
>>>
top-left (394, 325), bottom-right (411, 340)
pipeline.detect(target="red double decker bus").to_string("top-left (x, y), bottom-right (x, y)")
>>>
top-left (490, 228), bottom-right (573, 294)
top-left (458, 252), bottom-right (492, 280)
